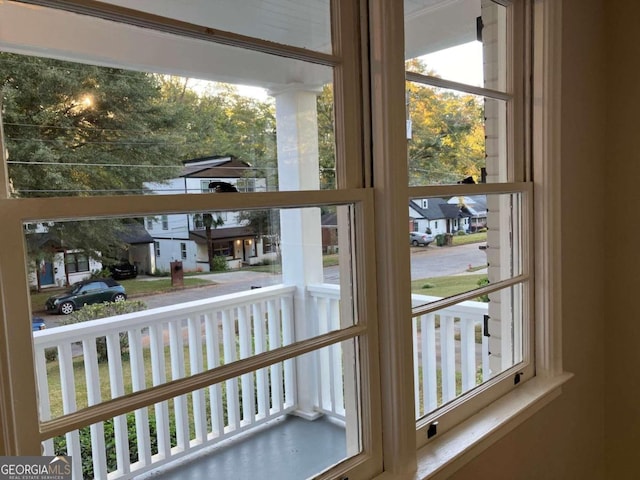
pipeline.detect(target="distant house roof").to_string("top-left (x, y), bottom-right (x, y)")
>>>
top-left (181, 155), bottom-right (254, 178)
top-left (410, 197), bottom-right (473, 221)
top-left (189, 226), bottom-right (256, 243)
top-left (440, 203), bottom-right (472, 219)
top-left (117, 222), bottom-right (154, 244)
top-left (409, 197), bottom-right (449, 220)
top-left (25, 232), bottom-right (61, 252)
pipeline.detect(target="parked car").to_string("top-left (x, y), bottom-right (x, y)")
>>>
top-left (409, 231), bottom-right (434, 246)
top-left (109, 261), bottom-right (138, 280)
top-left (32, 316), bottom-right (46, 331)
top-left (45, 278), bottom-right (127, 315)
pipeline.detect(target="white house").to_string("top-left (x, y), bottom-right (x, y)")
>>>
top-left (408, 197), bottom-right (474, 236)
top-left (144, 155), bottom-right (277, 273)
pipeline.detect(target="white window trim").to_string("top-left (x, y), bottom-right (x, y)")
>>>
top-left (370, 0), bottom-right (571, 478)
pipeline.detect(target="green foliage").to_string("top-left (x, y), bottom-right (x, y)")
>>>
top-left (53, 413), bottom-right (172, 479)
top-left (422, 283), bottom-right (436, 289)
top-left (405, 59), bottom-right (485, 185)
top-left (456, 230), bottom-right (467, 236)
top-left (477, 277), bottom-right (490, 303)
top-left (64, 300), bottom-right (147, 324)
top-left (62, 300), bottom-right (146, 362)
top-left (90, 268), bottom-right (112, 279)
top-left (210, 255), bottom-right (229, 272)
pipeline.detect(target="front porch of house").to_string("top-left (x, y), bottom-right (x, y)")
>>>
top-left (32, 284), bottom-right (489, 479)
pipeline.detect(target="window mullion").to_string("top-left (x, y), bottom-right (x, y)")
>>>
top-left (369, 0), bottom-right (417, 474)
top-left (0, 218), bottom-right (41, 455)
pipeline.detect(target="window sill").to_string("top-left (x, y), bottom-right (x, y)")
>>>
top-left (375, 373), bottom-right (573, 480)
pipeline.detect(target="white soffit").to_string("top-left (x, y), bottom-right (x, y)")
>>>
top-left (0, 1), bottom-right (330, 89)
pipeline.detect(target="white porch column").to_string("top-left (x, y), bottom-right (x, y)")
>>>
top-left (271, 84), bottom-right (324, 419)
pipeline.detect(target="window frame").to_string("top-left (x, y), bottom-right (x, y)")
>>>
top-left (368, 0), bottom-right (568, 476)
top-left (0, 2), bottom-right (383, 479)
top-left (0, 0), bottom-right (569, 478)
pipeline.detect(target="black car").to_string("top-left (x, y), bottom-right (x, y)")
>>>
top-left (45, 278), bottom-right (127, 315)
top-left (109, 261), bottom-right (138, 280)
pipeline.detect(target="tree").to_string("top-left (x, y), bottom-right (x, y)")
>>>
top-left (0, 53), bottom-right (185, 267)
top-left (197, 213), bottom-right (225, 270)
top-left (405, 59), bottom-right (486, 185)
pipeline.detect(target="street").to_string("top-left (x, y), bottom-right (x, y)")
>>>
top-left (38, 243), bottom-right (486, 328)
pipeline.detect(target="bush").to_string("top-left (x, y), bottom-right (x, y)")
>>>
top-left (456, 230), bottom-right (467, 236)
top-left (90, 268), bottom-right (111, 279)
top-left (210, 255), bottom-right (229, 272)
top-left (477, 276), bottom-right (490, 302)
top-left (61, 300), bottom-right (146, 362)
top-left (53, 412), bottom-right (173, 479)
top-left (422, 283), bottom-right (436, 289)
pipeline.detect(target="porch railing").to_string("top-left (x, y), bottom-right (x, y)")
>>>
top-left (33, 285), bottom-right (298, 479)
top-left (32, 284), bottom-right (489, 479)
top-left (411, 294), bottom-right (490, 418)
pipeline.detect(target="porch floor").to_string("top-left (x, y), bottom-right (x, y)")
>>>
top-left (147, 415), bottom-right (347, 480)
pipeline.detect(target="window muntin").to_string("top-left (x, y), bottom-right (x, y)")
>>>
top-left (38, 341), bottom-right (362, 479)
top-left (97, 0), bottom-right (332, 54)
top-left (405, 0), bottom-right (533, 446)
top-left (406, 83), bottom-right (508, 186)
top-left (0, 51), bottom-right (337, 196)
top-left (405, 0), bottom-right (507, 92)
top-left (409, 192), bottom-right (524, 312)
top-left (412, 282), bottom-right (526, 422)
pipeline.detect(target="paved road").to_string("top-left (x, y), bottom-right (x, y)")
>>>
top-left (39, 243), bottom-right (486, 328)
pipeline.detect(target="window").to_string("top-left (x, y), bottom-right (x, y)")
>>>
top-left (64, 252), bottom-right (89, 273)
top-left (403, 0), bottom-right (535, 445)
top-left (146, 217), bottom-right (154, 229)
top-left (0, 1), bottom-right (565, 479)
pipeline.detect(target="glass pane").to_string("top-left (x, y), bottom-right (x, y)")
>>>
top-left (412, 283), bottom-right (524, 420)
top-left (409, 193), bottom-right (523, 311)
top-left (407, 82), bottom-right (507, 186)
top-left (1, 50), bottom-right (335, 196)
top-left (99, 0), bottom-right (332, 54)
top-left (42, 340), bottom-right (361, 478)
top-left (405, 0), bottom-right (507, 91)
top-left (28, 204), bottom-right (357, 408)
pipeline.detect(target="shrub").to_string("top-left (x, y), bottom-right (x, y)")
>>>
top-left (477, 276), bottom-right (490, 302)
top-left (210, 255), bottom-right (229, 272)
top-left (90, 268), bottom-right (111, 279)
top-left (61, 300), bottom-right (146, 362)
top-left (456, 230), bottom-right (467, 236)
top-left (422, 283), bottom-right (436, 289)
top-left (53, 413), bottom-right (173, 479)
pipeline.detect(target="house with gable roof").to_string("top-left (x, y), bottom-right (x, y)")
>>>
top-left (143, 155), bottom-right (277, 272)
top-left (408, 197), bottom-right (474, 236)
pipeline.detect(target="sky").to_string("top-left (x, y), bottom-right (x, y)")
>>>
top-left (421, 41), bottom-right (484, 86)
top-left (192, 40), bottom-right (484, 100)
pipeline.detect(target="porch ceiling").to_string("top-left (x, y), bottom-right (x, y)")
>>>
top-left (0, 0), bottom-right (480, 89)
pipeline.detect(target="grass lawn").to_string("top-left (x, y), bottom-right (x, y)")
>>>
top-left (411, 273), bottom-right (487, 298)
top-left (451, 231), bottom-right (487, 246)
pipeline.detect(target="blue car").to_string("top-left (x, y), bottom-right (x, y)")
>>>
top-left (32, 316), bottom-right (46, 331)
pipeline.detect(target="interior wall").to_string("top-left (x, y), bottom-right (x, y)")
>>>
top-left (450, 0), bottom-right (607, 478)
top-left (604, 1), bottom-right (640, 478)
